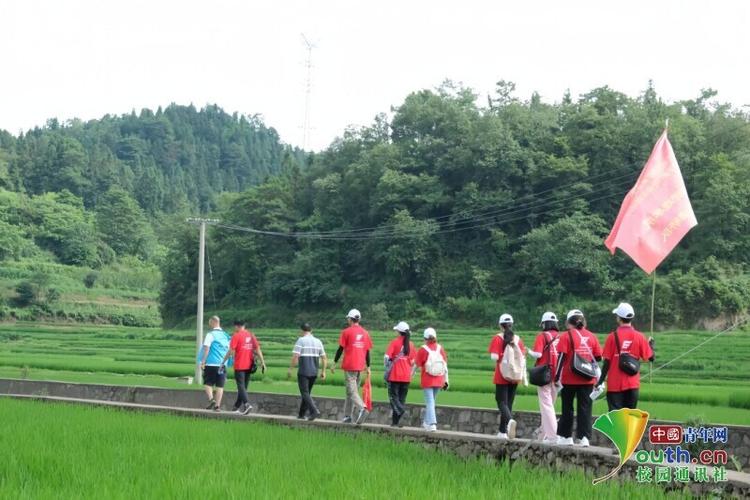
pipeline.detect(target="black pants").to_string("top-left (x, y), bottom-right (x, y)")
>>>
top-left (558, 384), bottom-right (593, 439)
top-left (388, 381), bottom-right (409, 425)
top-left (233, 369), bottom-right (251, 408)
top-left (495, 384), bottom-right (517, 433)
top-left (607, 389), bottom-right (640, 411)
top-left (297, 374), bottom-right (319, 418)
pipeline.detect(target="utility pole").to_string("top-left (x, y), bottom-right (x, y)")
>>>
top-left (187, 217), bottom-right (219, 385)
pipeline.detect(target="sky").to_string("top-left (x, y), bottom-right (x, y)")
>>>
top-left (1, 0), bottom-right (748, 151)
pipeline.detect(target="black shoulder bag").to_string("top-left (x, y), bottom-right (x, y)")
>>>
top-left (568, 330), bottom-right (598, 379)
top-left (615, 329), bottom-right (640, 376)
top-left (529, 332), bottom-right (555, 386)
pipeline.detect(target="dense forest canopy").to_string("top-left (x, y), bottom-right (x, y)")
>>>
top-left (0, 85), bottom-right (748, 331)
top-left (0, 104), bottom-right (303, 214)
top-left (159, 82), bottom-right (750, 330)
top-left (0, 104), bottom-right (302, 323)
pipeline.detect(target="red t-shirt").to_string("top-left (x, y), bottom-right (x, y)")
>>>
top-left (338, 324), bottom-right (372, 372)
top-left (415, 342), bottom-right (447, 388)
top-left (602, 325), bottom-right (653, 392)
top-left (230, 329), bottom-right (258, 371)
top-left (385, 338), bottom-right (416, 383)
top-left (488, 334), bottom-right (526, 385)
top-left (532, 330), bottom-right (559, 368)
top-left (556, 328), bottom-right (602, 386)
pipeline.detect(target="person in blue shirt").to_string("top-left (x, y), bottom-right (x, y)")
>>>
top-left (198, 316), bottom-right (231, 411)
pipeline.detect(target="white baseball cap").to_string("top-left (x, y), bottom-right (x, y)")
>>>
top-left (498, 313), bottom-right (513, 325)
top-left (540, 311), bottom-right (558, 323)
top-left (423, 327), bottom-right (437, 339)
top-left (613, 302), bottom-right (635, 319)
top-left (346, 309), bottom-right (361, 320)
top-left (393, 321), bottom-right (410, 333)
top-left (566, 309), bottom-right (584, 321)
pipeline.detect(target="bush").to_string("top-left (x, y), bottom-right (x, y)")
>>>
top-left (83, 272), bottom-right (98, 289)
top-left (14, 281), bottom-right (38, 307)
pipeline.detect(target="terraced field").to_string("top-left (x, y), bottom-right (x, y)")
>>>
top-left (0, 323), bottom-right (748, 424)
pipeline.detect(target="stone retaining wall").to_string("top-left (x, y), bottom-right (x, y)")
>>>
top-left (1, 378), bottom-right (747, 472)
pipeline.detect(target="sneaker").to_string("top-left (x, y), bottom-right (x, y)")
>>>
top-left (213, 406), bottom-right (221, 413)
top-left (342, 416), bottom-right (353, 424)
top-left (429, 424), bottom-right (437, 432)
top-left (557, 436), bottom-right (574, 446)
top-left (241, 404), bottom-right (253, 415)
top-left (205, 399), bottom-right (216, 410)
top-left (307, 411), bottom-right (321, 421)
top-left (507, 419), bottom-right (517, 439)
top-left (542, 437), bottom-right (557, 444)
top-left (578, 437), bottom-right (590, 447)
top-left (496, 432), bottom-right (508, 440)
top-left (355, 408), bottom-right (370, 425)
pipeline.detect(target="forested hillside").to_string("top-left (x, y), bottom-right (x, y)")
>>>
top-left (161, 82), bottom-right (750, 331)
top-left (0, 105), bottom-right (302, 325)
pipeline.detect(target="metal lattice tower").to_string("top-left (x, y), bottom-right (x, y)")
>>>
top-left (301, 33), bottom-right (316, 150)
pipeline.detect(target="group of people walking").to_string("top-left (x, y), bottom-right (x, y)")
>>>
top-left (197, 302), bottom-right (653, 444)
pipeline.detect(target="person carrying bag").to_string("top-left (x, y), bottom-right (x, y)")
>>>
top-left (598, 303), bottom-right (655, 411)
top-left (528, 312), bottom-right (560, 443)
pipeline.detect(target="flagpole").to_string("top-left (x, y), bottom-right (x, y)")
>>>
top-left (648, 119), bottom-right (668, 384)
top-left (649, 269), bottom-right (656, 383)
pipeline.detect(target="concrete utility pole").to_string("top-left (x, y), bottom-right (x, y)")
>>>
top-left (187, 217), bottom-right (219, 385)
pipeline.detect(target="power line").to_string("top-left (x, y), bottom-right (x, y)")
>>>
top-left (287, 166), bottom-right (639, 237)
top-left (213, 185), bottom-right (632, 241)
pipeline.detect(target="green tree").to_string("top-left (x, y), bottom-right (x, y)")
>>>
top-left (96, 187), bottom-right (155, 259)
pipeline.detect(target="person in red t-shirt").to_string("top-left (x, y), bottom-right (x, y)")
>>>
top-left (527, 312), bottom-right (560, 442)
top-left (415, 327), bottom-right (448, 432)
top-left (599, 302), bottom-right (654, 411)
top-left (384, 321), bottom-right (416, 427)
top-left (222, 319), bottom-right (265, 415)
top-left (330, 308), bottom-right (372, 424)
top-left (487, 313), bottom-right (526, 440)
top-left (554, 309), bottom-right (602, 447)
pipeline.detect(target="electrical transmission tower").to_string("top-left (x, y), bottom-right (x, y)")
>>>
top-left (301, 33), bottom-right (316, 150)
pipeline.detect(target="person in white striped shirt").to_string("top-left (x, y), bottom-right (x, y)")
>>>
top-left (287, 323), bottom-right (327, 420)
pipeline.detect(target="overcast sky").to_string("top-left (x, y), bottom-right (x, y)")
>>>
top-left (1, 0), bottom-right (748, 151)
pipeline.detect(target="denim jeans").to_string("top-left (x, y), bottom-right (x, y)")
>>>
top-left (423, 387), bottom-right (440, 426)
top-left (388, 381), bottom-right (409, 425)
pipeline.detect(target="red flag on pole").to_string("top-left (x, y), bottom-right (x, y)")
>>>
top-left (362, 373), bottom-right (373, 412)
top-left (605, 130), bottom-right (697, 274)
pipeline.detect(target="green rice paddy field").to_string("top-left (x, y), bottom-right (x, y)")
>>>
top-left (0, 322), bottom-right (748, 425)
top-left (0, 398), bottom-right (685, 499)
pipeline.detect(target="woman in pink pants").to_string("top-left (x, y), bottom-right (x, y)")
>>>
top-left (528, 312), bottom-right (560, 443)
